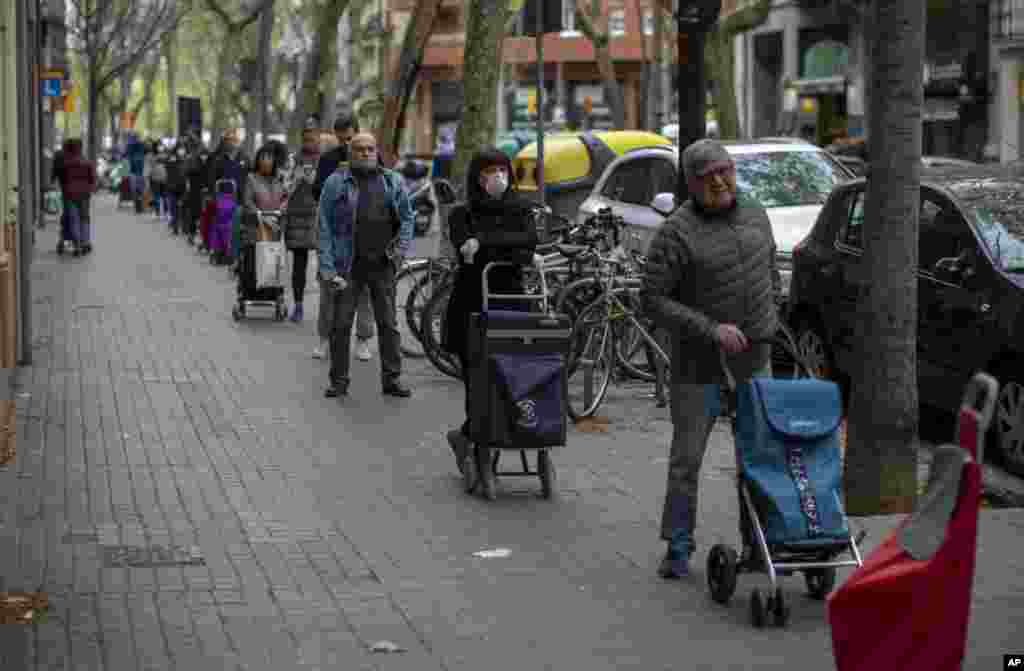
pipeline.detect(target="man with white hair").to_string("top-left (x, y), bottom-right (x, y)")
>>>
top-left (318, 132), bottom-right (415, 399)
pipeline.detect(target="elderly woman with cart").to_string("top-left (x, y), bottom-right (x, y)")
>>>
top-left (442, 147), bottom-right (569, 500)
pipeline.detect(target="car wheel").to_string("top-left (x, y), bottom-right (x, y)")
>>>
top-left (994, 380), bottom-right (1024, 476)
top-left (795, 321), bottom-right (834, 380)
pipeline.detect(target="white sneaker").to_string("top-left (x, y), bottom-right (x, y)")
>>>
top-left (312, 340), bottom-right (329, 359)
top-left (355, 340), bottom-right (372, 361)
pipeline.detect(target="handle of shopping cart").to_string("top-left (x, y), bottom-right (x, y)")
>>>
top-left (481, 260), bottom-right (549, 314)
top-left (718, 335), bottom-right (789, 394)
top-left (954, 372), bottom-right (998, 459)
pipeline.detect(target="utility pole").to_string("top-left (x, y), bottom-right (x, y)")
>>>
top-left (674, 0), bottom-right (720, 204)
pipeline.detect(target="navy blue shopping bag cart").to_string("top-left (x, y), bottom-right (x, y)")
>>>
top-left (464, 261), bottom-right (570, 500)
top-left (705, 330), bottom-right (865, 628)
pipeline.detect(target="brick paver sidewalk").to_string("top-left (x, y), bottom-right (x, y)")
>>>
top-left (0, 196), bottom-right (1020, 671)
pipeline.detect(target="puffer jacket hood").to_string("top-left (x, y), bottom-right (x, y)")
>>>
top-left (465, 146), bottom-right (519, 213)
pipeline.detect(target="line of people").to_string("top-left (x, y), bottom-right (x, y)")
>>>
top-left (137, 116), bottom-right (414, 395)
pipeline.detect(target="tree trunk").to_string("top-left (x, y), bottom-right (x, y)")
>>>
top-left (575, 7), bottom-right (626, 129)
top-left (705, 0), bottom-right (772, 141)
top-left (651, 6), bottom-right (666, 130)
top-left (706, 29), bottom-right (738, 139)
top-left (376, 0), bottom-right (444, 165)
top-left (211, 33), bottom-right (235, 145)
top-left (451, 0), bottom-right (510, 196)
top-left (164, 30), bottom-right (177, 137)
top-left (844, 0), bottom-right (925, 516)
top-left (290, 0), bottom-right (350, 144)
top-left (255, 1), bottom-right (275, 142)
top-left (87, 66), bottom-right (101, 160)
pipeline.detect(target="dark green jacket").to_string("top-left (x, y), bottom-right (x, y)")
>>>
top-left (642, 198), bottom-right (779, 384)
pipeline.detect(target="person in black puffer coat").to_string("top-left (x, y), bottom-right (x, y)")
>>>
top-left (441, 146), bottom-right (541, 474)
top-left (642, 139), bottom-right (780, 580)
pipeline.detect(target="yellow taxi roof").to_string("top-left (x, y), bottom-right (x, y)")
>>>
top-left (513, 131), bottom-right (672, 189)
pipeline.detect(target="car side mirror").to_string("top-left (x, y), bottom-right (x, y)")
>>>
top-left (651, 192), bottom-right (677, 216)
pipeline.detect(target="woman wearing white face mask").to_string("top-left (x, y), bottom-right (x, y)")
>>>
top-left (440, 147), bottom-right (540, 473)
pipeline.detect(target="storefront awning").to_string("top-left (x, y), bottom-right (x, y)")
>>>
top-left (923, 97), bottom-right (960, 122)
top-left (792, 76), bottom-right (847, 96)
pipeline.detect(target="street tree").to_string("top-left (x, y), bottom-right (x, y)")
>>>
top-left (844, 0), bottom-right (926, 515)
top-left (572, 0), bottom-right (626, 129)
top-left (67, 0), bottom-right (191, 159)
top-left (654, 0), bottom-right (771, 140)
top-left (203, 0), bottom-right (275, 143)
top-left (289, 0), bottom-right (353, 144)
top-left (450, 0), bottom-right (512, 195)
top-left (375, 0), bottom-right (446, 165)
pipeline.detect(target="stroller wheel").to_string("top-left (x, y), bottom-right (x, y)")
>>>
top-left (803, 567), bottom-right (836, 600)
top-left (477, 446), bottom-right (496, 501)
top-left (57, 241), bottom-right (64, 255)
top-left (706, 545), bottom-right (739, 605)
top-left (750, 589), bottom-right (766, 628)
top-left (538, 450), bottom-right (555, 499)
top-left (771, 587), bottom-right (789, 627)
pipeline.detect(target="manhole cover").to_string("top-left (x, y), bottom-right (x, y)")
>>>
top-left (102, 544), bottom-right (204, 568)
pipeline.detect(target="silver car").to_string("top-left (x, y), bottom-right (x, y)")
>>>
top-left (576, 140), bottom-right (856, 302)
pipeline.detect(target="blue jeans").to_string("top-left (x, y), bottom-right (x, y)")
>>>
top-left (164, 194), bottom-right (177, 229)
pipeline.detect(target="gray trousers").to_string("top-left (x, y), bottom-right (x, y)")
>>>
top-left (659, 361), bottom-right (771, 547)
top-left (319, 280), bottom-right (373, 342)
top-left (328, 258), bottom-right (402, 387)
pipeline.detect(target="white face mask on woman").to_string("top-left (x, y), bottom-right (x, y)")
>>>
top-left (483, 171), bottom-right (508, 199)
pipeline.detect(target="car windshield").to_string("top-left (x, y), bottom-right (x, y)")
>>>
top-left (734, 151), bottom-right (847, 208)
top-left (970, 205), bottom-right (1024, 273)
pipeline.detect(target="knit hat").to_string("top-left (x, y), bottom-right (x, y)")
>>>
top-left (681, 139), bottom-right (734, 192)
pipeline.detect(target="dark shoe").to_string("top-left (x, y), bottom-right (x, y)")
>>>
top-left (324, 382), bottom-right (348, 398)
top-left (382, 382), bottom-right (411, 398)
top-left (447, 429), bottom-right (470, 474)
top-left (657, 550), bottom-right (690, 579)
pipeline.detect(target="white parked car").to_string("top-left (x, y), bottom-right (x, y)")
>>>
top-left (576, 140), bottom-right (857, 304)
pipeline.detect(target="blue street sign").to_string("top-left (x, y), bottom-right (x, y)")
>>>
top-left (41, 78), bottom-right (62, 97)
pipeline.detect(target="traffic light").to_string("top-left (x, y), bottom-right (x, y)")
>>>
top-left (527, 91), bottom-right (537, 115)
top-left (520, 0), bottom-right (562, 36)
top-left (582, 96), bottom-right (593, 115)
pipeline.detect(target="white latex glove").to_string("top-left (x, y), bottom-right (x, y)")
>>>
top-left (532, 253), bottom-right (544, 268)
top-left (331, 275), bottom-right (348, 291)
top-left (460, 237), bottom-right (480, 263)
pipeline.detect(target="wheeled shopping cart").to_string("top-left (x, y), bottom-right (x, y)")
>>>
top-left (463, 261), bottom-right (570, 501)
top-left (232, 209), bottom-right (287, 322)
top-left (705, 343), bottom-right (865, 627)
top-left (827, 373), bottom-right (997, 670)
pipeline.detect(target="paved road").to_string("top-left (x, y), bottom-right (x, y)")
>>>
top-left (0, 196), bottom-right (1021, 670)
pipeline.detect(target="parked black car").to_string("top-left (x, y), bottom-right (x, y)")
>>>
top-left (787, 165), bottom-right (1024, 475)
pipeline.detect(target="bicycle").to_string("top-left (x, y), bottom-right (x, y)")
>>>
top-left (565, 253), bottom-right (672, 419)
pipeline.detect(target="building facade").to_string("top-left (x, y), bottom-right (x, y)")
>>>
top-left (387, 0), bottom-right (656, 156)
top-left (734, 0), bottom-right (991, 161)
top-left (1, 0), bottom-right (61, 373)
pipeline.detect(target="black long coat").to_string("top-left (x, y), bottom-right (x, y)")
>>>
top-left (441, 195), bottom-right (539, 360)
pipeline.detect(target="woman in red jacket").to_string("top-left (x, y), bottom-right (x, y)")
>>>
top-left (57, 138), bottom-right (97, 256)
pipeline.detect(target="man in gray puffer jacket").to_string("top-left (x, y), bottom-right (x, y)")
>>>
top-left (643, 139), bottom-right (780, 579)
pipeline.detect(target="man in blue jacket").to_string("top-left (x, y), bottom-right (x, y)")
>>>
top-left (319, 132), bottom-right (415, 399)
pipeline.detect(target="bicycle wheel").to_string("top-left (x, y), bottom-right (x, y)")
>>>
top-left (566, 299), bottom-right (614, 419)
top-left (611, 291), bottom-right (669, 382)
top-left (394, 260), bottom-right (432, 357)
top-left (771, 321), bottom-right (814, 379)
top-left (419, 279), bottom-right (463, 379)
top-left (554, 276), bottom-right (602, 328)
top-left (404, 260), bottom-right (453, 347)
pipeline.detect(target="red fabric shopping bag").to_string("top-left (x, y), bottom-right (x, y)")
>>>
top-left (827, 407), bottom-right (982, 671)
